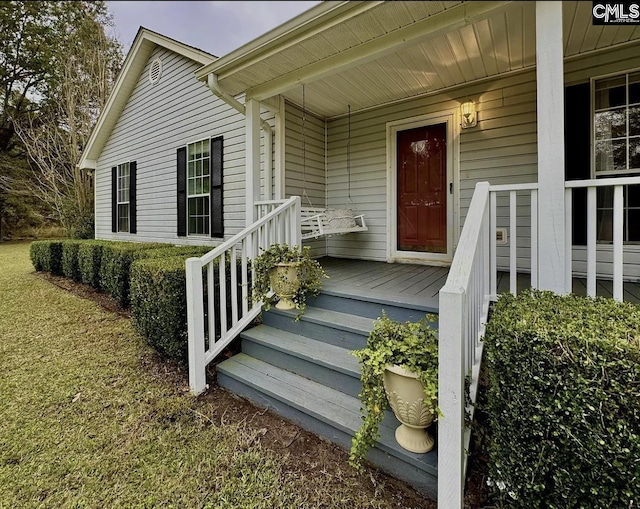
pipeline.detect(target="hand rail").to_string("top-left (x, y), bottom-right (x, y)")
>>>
top-left (187, 196), bottom-right (301, 395)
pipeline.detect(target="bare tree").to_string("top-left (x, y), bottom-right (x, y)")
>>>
top-left (14, 3), bottom-right (122, 237)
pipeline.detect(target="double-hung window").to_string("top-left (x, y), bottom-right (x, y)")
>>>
top-left (117, 162), bottom-right (130, 233)
top-left (593, 71), bottom-right (640, 243)
top-left (111, 161), bottom-right (136, 234)
top-left (176, 136), bottom-right (223, 238)
top-left (187, 139), bottom-right (210, 236)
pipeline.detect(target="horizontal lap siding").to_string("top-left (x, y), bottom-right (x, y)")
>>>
top-left (95, 46), bottom-right (246, 246)
top-left (285, 101), bottom-right (326, 257)
top-left (325, 70), bottom-right (539, 263)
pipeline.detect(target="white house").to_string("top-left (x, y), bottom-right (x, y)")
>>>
top-left (80, 2), bottom-right (640, 506)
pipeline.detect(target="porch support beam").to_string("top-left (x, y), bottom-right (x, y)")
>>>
top-left (246, 1), bottom-right (512, 101)
top-left (245, 98), bottom-right (261, 226)
top-left (535, 1), bottom-right (566, 293)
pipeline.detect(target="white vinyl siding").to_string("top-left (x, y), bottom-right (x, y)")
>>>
top-left (95, 46), bottom-right (246, 246)
top-left (117, 162), bottom-right (130, 232)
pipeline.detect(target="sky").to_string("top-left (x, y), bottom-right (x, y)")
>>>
top-left (106, 1), bottom-right (322, 57)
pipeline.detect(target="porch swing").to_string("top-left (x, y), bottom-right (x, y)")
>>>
top-left (299, 85), bottom-right (368, 240)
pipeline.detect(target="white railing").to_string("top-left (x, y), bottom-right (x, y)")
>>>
top-left (187, 196), bottom-right (301, 395)
top-left (438, 181), bottom-right (491, 509)
top-left (565, 176), bottom-right (640, 301)
top-left (438, 175), bottom-right (640, 507)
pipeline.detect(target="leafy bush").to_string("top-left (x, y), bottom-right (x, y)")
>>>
top-left (29, 241), bottom-right (48, 272)
top-left (483, 289), bottom-right (640, 508)
top-left (29, 240), bottom-right (63, 275)
top-left (130, 251), bottom-right (245, 363)
top-left (61, 240), bottom-right (84, 282)
top-left (98, 242), bottom-right (167, 307)
top-left (78, 240), bottom-right (110, 289)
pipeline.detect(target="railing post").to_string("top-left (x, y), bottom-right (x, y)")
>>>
top-left (292, 196), bottom-right (302, 248)
top-left (186, 257), bottom-right (207, 395)
top-left (438, 287), bottom-right (466, 509)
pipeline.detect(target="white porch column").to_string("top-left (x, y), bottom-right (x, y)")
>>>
top-left (536, 1), bottom-right (566, 293)
top-left (245, 98), bottom-right (262, 226)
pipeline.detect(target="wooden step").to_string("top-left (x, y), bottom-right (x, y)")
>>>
top-left (310, 289), bottom-right (438, 323)
top-left (240, 325), bottom-right (362, 398)
top-left (217, 353), bottom-right (438, 498)
top-left (261, 306), bottom-right (374, 350)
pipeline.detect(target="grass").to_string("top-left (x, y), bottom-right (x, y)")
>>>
top-left (0, 241), bottom-right (424, 508)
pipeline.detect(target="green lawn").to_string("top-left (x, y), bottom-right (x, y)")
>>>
top-left (0, 241), bottom-right (424, 509)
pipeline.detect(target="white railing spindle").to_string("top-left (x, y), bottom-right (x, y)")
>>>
top-left (187, 196), bottom-right (301, 395)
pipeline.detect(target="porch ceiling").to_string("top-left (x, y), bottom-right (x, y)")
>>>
top-left (200, 1), bottom-right (640, 119)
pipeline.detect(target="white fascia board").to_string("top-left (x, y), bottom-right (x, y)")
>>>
top-left (79, 28), bottom-right (217, 169)
top-left (246, 1), bottom-right (513, 101)
top-left (194, 1), bottom-right (380, 81)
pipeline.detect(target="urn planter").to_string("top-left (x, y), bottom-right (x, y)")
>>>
top-left (383, 364), bottom-right (435, 453)
top-left (269, 263), bottom-right (301, 310)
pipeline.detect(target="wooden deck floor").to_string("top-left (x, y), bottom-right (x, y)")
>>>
top-left (318, 257), bottom-right (640, 307)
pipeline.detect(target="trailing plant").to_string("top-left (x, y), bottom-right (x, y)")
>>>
top-left (252, 243), bottom-right (328, 317)
top-left (349, 312), bottom-right (439, 471)
top-left (483, 289), bottom-right (640, 508)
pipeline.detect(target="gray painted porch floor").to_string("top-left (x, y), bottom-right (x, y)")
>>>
top-left (317, 257), bottom-right (640, 306)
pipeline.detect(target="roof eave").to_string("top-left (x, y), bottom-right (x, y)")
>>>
top-left (194, 1), bottom-right (382, 81)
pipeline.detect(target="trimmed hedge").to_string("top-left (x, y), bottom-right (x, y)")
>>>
top-left (98, 242), bottom-right (167, 307)
top-left (130, 256), bottom-right (191, 361)
top-left (483, 289), bottom-right (640, 508)
top-left (61, 240), bottom-right (84, 282)
top-left (29, 240), bottom-right (64, 275)
top-left (77, 240), bottom-right (110, 289)
top-left (130, 252), bottom-right (245, 363)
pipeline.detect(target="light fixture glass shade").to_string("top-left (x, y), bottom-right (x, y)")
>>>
top-left (461, 101), bottom-right (477, 128)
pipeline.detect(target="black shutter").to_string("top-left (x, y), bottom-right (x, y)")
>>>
top-left (129, 161), bottom-right (137, 234)
top-left (211, 136), bottom-right (224, 237)
top-left (564, 82), bottom-right (591, 245)
top-left (177, 147), bottom-right (187, 237)
top-left (111, 166), bottom-right (117, 232)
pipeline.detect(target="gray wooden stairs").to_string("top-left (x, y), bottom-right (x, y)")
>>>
top-left (215, 288), bottom-right (439, 498)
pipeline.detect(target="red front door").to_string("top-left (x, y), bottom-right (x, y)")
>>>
top-left (397, 123), bottom-right (447, 253)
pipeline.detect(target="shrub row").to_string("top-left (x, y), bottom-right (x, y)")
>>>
top-left (30, 239), bottom-right (222, 363)
top-left (130, 254), bottom-right (245, 362)
top-left (483, 289), bottom-right (640, 508)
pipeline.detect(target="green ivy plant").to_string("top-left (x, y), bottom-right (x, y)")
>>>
top-left (349, 312), bottom-right (440, 471)
top-left (252, 243), bottom-right (328, 318)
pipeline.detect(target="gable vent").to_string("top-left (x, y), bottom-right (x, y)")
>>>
top-left (148, 58), bottom-right (163, 85)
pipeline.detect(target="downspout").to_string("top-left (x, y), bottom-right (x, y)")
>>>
top-left (206, 73), bottom-right (273, 201)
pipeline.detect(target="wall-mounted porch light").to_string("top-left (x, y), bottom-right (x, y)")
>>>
top-left (460, 100), bottom-right (477, 129)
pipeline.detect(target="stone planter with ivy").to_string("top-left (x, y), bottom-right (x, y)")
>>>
top-left (252, 243), bottom-right (328, 318)
top-left (349, 312), bottom-right (439, 471)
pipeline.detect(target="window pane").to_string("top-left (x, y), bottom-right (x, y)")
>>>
top-left (595, 76), bottom-right (626, 109)
top-left (188, 143), bottom-right (195, 159)
top-left (630, 106), bottom-right (640, 137)
top-left (203, 142), bottom-right (210, 158)
top-left (630, 137), bottom-right (640, 170)
top-left (630, 72), bottom-right (640, 104)
top-left (204, 198), bottom-right (210, 215)
top-left (203, 216), bottom-right (210, 235)
top-left (626, 184), bottom-right (640, 206)
top-left (595, 139), bottom-right (626, 173)
top-left (189, 198), bottom-right (196, 216)
top-left (203, 176), bottom-right (210, 193)
top-left (196, 217), bottom-right (203, 235)
top-left (594, 108), bottom-right (626, 140)
top-left (189, 217), bottom-right (196, 234)
top-left (627, 209), bottom-right (640, 241)
top-left (118, 204), bottom-right (129, 233)
top-left (188, 161), bottom-right (195, 178)
top-left (203, 157), bottom-right (210, 177)
top-left (196, 159), bottom-right (202, 177)
top-left (196, 178), bottom-right (202, 195)
top-left (597, 209), bottom-right (613, 243)
top-left (188, 179), bottom-right (195, 195)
